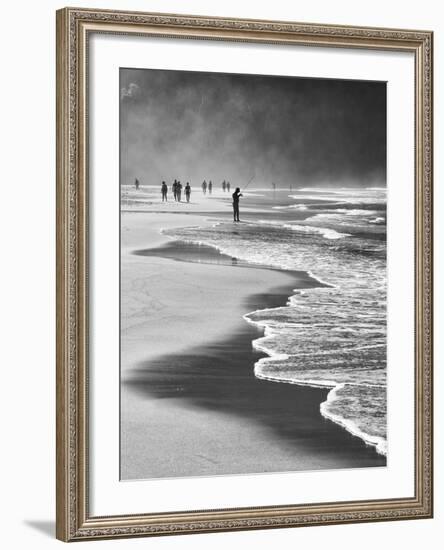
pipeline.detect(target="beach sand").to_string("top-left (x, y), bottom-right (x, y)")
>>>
top-left (121, 204), bottom-right (385, 480)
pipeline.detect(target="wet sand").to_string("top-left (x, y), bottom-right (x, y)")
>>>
top-left (134, 239), bottom-right (315, 273)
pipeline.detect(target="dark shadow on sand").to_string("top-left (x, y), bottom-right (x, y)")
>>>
top-left (134, 240), bottom-right (298, 272)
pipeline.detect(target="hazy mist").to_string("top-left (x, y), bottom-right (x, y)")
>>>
top-left (120, 68), bottom-right (386, 189)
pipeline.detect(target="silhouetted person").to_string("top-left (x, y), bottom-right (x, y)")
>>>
top-left (202, 180), bottom-right (207, 195)
top-left (172, 180), bottom-right (177, 201)
top-left (161, 181), bottom-right (168, 202)
top-left (185, 183), bottom-right (191, 202)
top-left (232, 187), bottom-right (243, 222)
top-left (135, 178), bottom-right (140, 190)
top-left (226, 182), bottom-right (231, 192)
top-left (208, 180), bottom-right (213, 195)
top-left (222, 180), bottom-right (226, 192)
top-left (176, 181), bottom-right (182, 202)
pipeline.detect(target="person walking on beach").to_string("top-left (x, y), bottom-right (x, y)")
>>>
top-left (172, 180), bottom-right (177, 201)
top-left (232, 187), bottom-right (243, 222)
top-left (226, 181), bottom-right (231, 193)
top-left (222, 180), bottom-right (226, 192)
top-left (176, 181), bottom-right (182, 202)
top-left (134, 178), bottom-right (140, 190)
top-left (161, 181), bottom-right (168, 202)
top-left (208, 180), bottom-right (213, 195)
top-left (202, 180), bottom-right (207, 195)
top-left (185, 182), bottom-right (191, 202)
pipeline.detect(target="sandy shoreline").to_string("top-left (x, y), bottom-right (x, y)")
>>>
top-left (120, 207), bottom-right (385, 480)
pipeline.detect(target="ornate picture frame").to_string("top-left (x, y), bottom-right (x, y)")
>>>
top-left (56, 7), bottom-right (433, 542)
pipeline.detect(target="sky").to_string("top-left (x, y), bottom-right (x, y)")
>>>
top-left (120, 68), bottom-right (386, 189)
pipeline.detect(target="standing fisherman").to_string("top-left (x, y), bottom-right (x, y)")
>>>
top-left (135, 178), bottom-right (140, 190)
top-left (202, 180), bottom-right (207, 195)
top-left (185, 182), bottom-right (191, 202)
top-left (208, 180), bottom-right (213, 195)
top-left (161, 181), bottom-right (168, 202)
top-left (232, 187), bottom-right (243, 222)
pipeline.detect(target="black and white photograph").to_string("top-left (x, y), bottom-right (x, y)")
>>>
top-left (120, 68), bottom-right (387, 480)
top-left (0, 0), bottom-right (439, 546)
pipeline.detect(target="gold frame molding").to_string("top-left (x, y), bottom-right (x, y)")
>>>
top-left (56, 7), bottom-right (433, 542)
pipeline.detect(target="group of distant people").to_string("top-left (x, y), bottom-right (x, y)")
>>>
top-left (222, 180), bottom-right (231, 193)
top-left (160, 180), bottom-right (192, 202)
top-left (201, 180), bottom-right (212, 195)
top-left (134, 177), bottom-right (242, 221)
top-left (200, 180), bottom-right (232, 195)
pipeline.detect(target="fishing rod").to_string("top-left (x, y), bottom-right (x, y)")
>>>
top-left (242, 174), bottom-right (255, 192)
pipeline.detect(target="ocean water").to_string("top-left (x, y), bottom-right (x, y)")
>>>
top-left (164, 187), bottom-right (387, 456)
